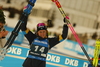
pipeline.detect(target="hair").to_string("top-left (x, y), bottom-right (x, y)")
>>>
top-left (0, 8), bottom-right (6, 24)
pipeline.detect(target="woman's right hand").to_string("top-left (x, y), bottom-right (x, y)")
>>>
top-left (0, 31), bottom-right (8, 38)
top-left (1, 31), bottom-right (8, 37)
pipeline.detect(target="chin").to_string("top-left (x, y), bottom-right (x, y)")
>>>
top-left (41, 36), bottom-right (47, 38)
top-left (42, 37), bottom-right (45, 38)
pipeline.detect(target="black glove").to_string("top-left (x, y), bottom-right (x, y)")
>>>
top-left (63, 18), bottom-right (67, 23)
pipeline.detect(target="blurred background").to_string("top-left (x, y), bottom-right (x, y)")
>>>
top-left (0, 0), bottom-right (100, 67)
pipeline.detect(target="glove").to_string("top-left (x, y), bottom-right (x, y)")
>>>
top-left (63, 16), bottom-right (69, 23)
top-left (63, 18), bottom-right (67, 23)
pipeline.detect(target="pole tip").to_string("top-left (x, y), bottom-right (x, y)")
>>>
top-left (66, 16), bottom-right (69, 19)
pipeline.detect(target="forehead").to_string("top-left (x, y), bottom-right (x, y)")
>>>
top-left (38, 30), bottom-right (47, 32)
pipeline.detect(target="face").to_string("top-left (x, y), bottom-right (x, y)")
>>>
top-left (37, 30), bottom-right (47, 38)
top-left (0, 22), bottom-right (4, 28)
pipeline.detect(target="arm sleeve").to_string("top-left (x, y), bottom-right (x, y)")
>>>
top-left (58, 24), bottom-right (68, 42)
top-left (21, 15), bottom-right (28, 31)
top-left (49, 24), bottom-right (68, 49)
top-left (21, 16), bottom-right (36, 45)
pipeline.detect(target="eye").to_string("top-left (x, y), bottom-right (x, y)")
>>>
top-left (39, 31), bottom-right (42, 33)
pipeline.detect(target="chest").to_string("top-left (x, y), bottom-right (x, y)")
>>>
top-left (30, 38), bottom-right (49, 55)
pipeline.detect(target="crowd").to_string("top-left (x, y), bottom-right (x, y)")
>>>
top-left (0, 0), bottom-right (27, 19)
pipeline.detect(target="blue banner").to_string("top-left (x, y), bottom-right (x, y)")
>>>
top-left (0, 45), bottom-right (89, 67)
top-left (7, 45), bottom-right (29, 58)
top-left (46, 53), bottom-right (89, 67)
top-left (0, 56), bottom-right (24, 67)
top-left (64, 40), bottom-right (94, 57)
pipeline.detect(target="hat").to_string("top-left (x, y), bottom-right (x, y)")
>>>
top-left (0, 8), bottom-right (6, 24)
top-left (37, 23), bottom-right (47, 31)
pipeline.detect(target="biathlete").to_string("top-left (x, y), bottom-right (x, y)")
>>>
top-left (21, 16), bottom-right (68, 67)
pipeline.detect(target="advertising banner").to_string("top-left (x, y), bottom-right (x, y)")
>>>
top-left (0, 45), bottom-right (89, 67)
top-left (64, 40), bottom-right (94, 57)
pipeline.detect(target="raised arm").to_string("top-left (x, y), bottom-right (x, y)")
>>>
top-left (60, 24), bottom-right (68, 40)
top-left (49, 23), bottom-right (68, 49)
top-left (21, 16), bottom-right (36, 45)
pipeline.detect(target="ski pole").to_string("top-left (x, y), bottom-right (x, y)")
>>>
top-left (51, 0), bottom-right (93, 65)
